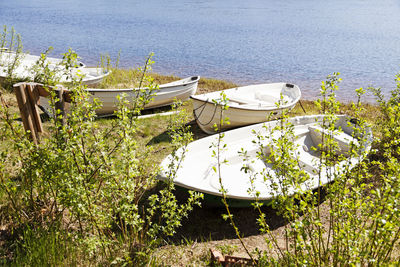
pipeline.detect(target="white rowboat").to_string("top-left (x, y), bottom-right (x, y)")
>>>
top-left (191, 82), bottom-right (301, 134)
top-left (85, 76), bottom-right (199, 114)
top-left (64, 67), bottom-right (110, 85)
top-left (158, 115), bottom-right (373, 206)
top-left (0, 51), bottom-right (109, 85)
top-left (0, 50), bottom-right (86, 68)
top-left (40, 76), bottom-right (200, 115)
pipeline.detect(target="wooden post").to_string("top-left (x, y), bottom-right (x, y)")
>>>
top-left (26, 83), bottom-right (43, 133)
top-left (14, 83), bottom-right (39, 144)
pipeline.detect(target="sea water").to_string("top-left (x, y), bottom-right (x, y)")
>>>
top-left (1, 0), bottom-right (400, 101)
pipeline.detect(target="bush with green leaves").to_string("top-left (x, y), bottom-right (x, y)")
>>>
top-left (0, 26), bottom-right (24, 90)
top-left (0, 50), bottom-right (201, 265)
top-left (215, 73), bottom-right (399, 265)
top-left (369, 74), bottom-right (400, 160)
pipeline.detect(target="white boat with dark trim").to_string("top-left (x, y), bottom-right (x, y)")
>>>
top-left (158, 115), bottom-right (373, 207)
top-left (40, 76), bottom-right (200, 115)
top-left (191, 82), bottom-right (301, 134)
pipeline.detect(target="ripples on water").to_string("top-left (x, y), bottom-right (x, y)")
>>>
top-left (1, 0), bottom-right (400, 101)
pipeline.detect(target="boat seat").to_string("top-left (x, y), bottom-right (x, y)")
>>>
top-left (308, 125), bottom-right (358, 155)
top-left (226, 95), bottom-right (262, 105)
top-left (295, 152), bottom-right (319, 175)
top-left (255, 91), bottom-right (291, 105)
top-left (254, 92), bottom-right (279, 103)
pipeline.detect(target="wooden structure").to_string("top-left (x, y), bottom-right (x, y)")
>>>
top-left (13, 82), bottom-right (71, 144)
top-left (210, 249), bottom-right (257, 266)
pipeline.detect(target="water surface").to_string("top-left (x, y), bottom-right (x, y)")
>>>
top-left (1, 0), bottom-right (400, 101)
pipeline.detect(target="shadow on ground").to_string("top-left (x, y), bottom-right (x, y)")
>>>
top-left (168, 185), bottom-right (329, 245)
top-left (147, 120), bottom-right (208, 146)
top-left (170, 201), bottom-right (287, 244)
top-left (166, 187), bottom-right (288, 245)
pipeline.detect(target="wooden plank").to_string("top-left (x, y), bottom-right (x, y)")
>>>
top-left (13, 82), bottom-right (72, 103)
top-left (225, 255), bottom-right (255, 265)
top-left (137, 111), bottom-right (179, 120)
top-left (210, 249), bottom-right (256, 266)
top-left (37, 84), bottom-right (72, 103)
top-left (210, 249), bottom-right (225, 264)
top-left (26, 84), bottom-right (43, 133)
top-left (23, 85), bottom-right (39, 143)
top-left (13, 83), bottom-right (38, 144)
top-left (14, 84), bottom-right (30, 132)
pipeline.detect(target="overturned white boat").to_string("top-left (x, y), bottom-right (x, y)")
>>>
top-left (191, 82), bottom-right (301, 134)
top-left (158, 115), bottom-right (373, 207)
top-left (0, 51), bottom-right (109, 85)
top-left (40, 76), bottom-right (200, 115)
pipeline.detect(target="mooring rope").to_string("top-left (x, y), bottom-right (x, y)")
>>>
top-left (192, 99), bottom-right (220, 126)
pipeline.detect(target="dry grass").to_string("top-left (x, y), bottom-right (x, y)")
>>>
top-left (93, 67), bottom-right (239, 93)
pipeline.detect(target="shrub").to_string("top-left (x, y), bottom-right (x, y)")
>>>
top-left (0, 50), bottom-right (201, 265)
top-left (216, 73), bottom-right (400, 265)
top-left (0, 26), bottom-right (25, 91)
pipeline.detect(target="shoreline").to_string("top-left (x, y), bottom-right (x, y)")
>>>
top-left (125, 67), bottom-right (387, 104)
top-left (143, 71), bottom-right (382, 105)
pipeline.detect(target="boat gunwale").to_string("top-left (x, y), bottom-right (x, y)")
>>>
top-left (85, 76), bottom-right (200, 93)
top-left (81, 69), bottom-right (112, 83)
top-left (190, 82), bottom-right (301, 111)
top-left (190, 95), bottom-right (300, 111)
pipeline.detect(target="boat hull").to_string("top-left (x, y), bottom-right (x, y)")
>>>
top-left (64, 67), bottom-right (110, 86)
top-left (40, 76), bottom-right (200, 115)
top-left (0, 51), bottom-right (108, 85)
top-left (158, 115), bottom-right (373, 206)
top-left (191, 82), bottom-right (301, 134)
top-left (192, 98), bottom-right (290, 134)
top-left (175, 186), bottom-right (273, 208)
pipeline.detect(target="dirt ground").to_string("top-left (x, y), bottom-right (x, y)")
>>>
top-left (154, 199), bottom-right (333, 266)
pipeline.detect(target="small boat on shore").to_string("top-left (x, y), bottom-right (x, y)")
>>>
top-left (40, 76), bottom-right (200, 115)
top-left (64, 67), bottom-right (110, 85)
top-left (158, 115), bottom-right (373, 207)
top-left (191, 82), bottom-right (301, 134)
top-left (0, 50), bottom-right (86, 69)
top-left (84, 76), bottom-right (200, 115)
top-left (0, 51), bottom-right (110, 85)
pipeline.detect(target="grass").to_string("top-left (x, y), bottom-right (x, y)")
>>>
top-left (12, 226), bottom-right (79, 266)
top-left (0, 68), bottom-right (391, 265)
top-left (94, 67), bottom-right (238, 93)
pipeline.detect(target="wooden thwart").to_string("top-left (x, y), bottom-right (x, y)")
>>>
top-left (13, 82), bottom-right (71, 144)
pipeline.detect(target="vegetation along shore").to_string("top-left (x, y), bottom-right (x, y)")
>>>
top-left (0, 28), bottom-right (399, 265)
